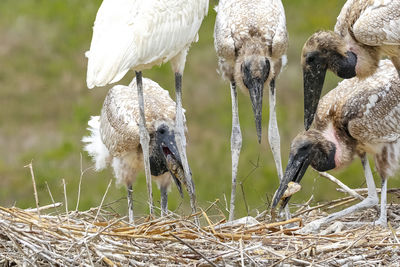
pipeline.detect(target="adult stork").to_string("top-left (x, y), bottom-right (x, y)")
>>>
top-left (86, 0), bottom-right (209, 216)
top-left (302, 0), bottom-right (400, 130)
top-left (214, 0), bottom-right (288, 220)
top-left (272, 60), bottom-right (400, 233)
top-left (83, 78), bottom-right (189, 223)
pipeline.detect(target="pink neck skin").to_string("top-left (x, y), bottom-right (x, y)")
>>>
top-left (322, 123), bottom-right (342, 168)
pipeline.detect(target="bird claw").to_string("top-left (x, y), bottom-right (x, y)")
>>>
top-left (373, 218), bottom-right (387, 228)
top-left (297, 220), bottom-right (323, 234)
top-left (320, 221), bottom-right (345, 235)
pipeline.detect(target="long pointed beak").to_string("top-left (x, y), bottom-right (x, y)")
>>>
top-left (248, 81), bottom-right (264, 143)
top-left (271, 149), bottom-right (311, 211)
top-left (303, 64), bottom-right (327, 130)
top-left (160, 132), bottom-right (186, 198)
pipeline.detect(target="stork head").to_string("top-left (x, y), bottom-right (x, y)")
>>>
top-left (235, 52), bottom-right (271, 143)
top-left (271, 129), bottom-right (336, 212)
top-left (302, 31), bottom-right (357, 130)
top-left (149, 122), bottom-right (186, 197)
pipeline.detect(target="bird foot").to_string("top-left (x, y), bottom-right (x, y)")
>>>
top-left (296, 219), bottom-right (324, 234)
top-left (320, 221), bottom-right (345, 235)
top-left (373, 218), bottom-right (387, 228)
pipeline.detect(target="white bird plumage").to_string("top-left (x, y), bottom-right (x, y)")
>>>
top-left (86, 0), bottom-right (209, 219)
top-left (214, 0), bottom-right (288, 221)
top-left (83, 78), bottom-right (188, 222)
top-left (86, 0), bottom-right (208, 88)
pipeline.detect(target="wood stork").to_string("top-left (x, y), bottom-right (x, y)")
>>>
top-left (86, 0), bottom-right (209, 216)
top-left (83, 78), bottom-right (189, 223)
top-left (302, 0), bottom-right (400, 130)
top-left (214, 0), bottom-right (288, 220)
top-left (272, 60), bottom-right (400, 233)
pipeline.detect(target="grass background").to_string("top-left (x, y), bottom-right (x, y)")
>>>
top-left (1, 0), bottom-right (398, 218)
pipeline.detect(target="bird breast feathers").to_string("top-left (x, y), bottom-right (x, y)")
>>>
top-left (214, 0), bottom-right (287, 72)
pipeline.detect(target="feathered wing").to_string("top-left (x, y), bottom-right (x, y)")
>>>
top-left (86, 0), bottom-right (208, 89)
top-left (344, 61), bottom-right (400, 143)
top-left (334, 0), bottom-right (357, 36)
top-left (213, 0), bottom-right (237, 80)
top-left (352, 0), bottom-right (400, 46)
top-left (82, 116), bottom-right (111, 171)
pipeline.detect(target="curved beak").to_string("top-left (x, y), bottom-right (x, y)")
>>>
top-left (303, 63), bottom-right (327, 130)
top-left (160, 132), bottom-right (186, 198)
top-left (271, 148), bottom-right (311, 212)
top-left (248, 81), bottom-right (264, 143)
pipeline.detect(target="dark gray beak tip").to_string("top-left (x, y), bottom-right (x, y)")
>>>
top-left (256, 121), bottom-right (262, 144)
top-left (249, 88), bottom-right (263, 145)
top-left (177, 184), bottom-right (184, 198)
top-left (304, 115), bottom-right (313, 131)
top-left (271, 184), bottom-right (286, 211)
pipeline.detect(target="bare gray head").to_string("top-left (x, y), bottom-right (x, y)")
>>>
top-left (149, 122), bottom-right (186, 197)
top-left (271, 129), bottom-right (336, 211)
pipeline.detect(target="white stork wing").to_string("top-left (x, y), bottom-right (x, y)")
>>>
top-left (86, 0), bottom-right (208, 89)
top-left (352, 0), bottom-right (400, 46)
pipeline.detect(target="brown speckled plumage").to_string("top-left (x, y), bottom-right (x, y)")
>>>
top-left (303, 0), bottom-right (400, 78)
top-left (214, 0), bottom-right (288, 220)
top-left (214, 0), bottom-right (288, 87)
top-left (314, 60), bottom-right (400, 177)
top-left (100, 79), bottom-right (177, 158)
top-left (273, 60), bottom-right (400, 231)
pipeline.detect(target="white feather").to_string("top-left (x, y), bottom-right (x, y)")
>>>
top-left (82, 116), bottom-right (111, 171)
top-left (86, 0), bottom-right (208, 89)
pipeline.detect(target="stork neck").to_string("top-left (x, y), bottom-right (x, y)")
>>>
top-left (322, 123), bottom-right (342, 167)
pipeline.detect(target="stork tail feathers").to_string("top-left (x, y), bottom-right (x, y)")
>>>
top-left (82, 116), bottom-right (110, 170)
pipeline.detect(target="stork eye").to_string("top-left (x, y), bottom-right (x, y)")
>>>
top-left (299, 142), bottom-right (312, 152)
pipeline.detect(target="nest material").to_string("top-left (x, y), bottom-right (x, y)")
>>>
top-left (1, 193), bottom-right (400, 267)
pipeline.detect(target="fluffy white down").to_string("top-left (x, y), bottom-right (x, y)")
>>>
top-left (82, 116), bottom-right (111, 171)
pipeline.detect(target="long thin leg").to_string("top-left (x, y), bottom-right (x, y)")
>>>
top-left (174, 72), bottom-right (198, 222)
top-left (135, 71), bottom-right (154, 215)
top-left (160, 186), bottom-right (168, 217)
top-left (127, 184), bottom-right (134, 224)
top-left (229, 81), bottom-right (242, 221)
top-left (268, 79), bottom-right (290, 219)
top-left (375, 177), bottom-right (388, 226)
top-left (300, 155), bottom-right (379, 233)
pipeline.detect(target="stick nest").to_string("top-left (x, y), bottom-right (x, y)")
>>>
top-left (1, 194), bottom-right (400, 266)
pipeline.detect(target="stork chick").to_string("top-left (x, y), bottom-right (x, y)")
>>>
top-left (302, 0), bottom-right (400, 130)
top-left (272, 60), bottom-right (400, 233)
top-left (86, 0), bottom-right (209, 217)
top-left (83, 78), bottom-right (189, 223)
top-left (214, 0), bottom-right (288, 221)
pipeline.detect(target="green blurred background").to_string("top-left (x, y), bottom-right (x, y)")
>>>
top-left (1, 0), bottom-right (398, 219)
